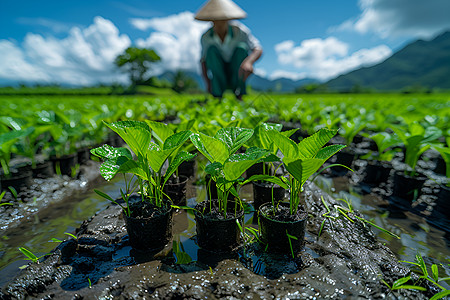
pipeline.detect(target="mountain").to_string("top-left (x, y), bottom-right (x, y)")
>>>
top-left (158, 71), bottom-right (317, 93)
top-left (248, 75), bottom-right (317, 93)
top-left (324, 31), bottom-right (450, 91)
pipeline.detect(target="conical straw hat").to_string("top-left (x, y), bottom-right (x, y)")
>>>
top-left (195, 0), bottom-right (247, 21)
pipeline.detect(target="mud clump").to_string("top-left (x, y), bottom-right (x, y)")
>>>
top-left (1, 182), bottom-right (430, 299)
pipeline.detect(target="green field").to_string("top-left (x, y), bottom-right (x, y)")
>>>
top-left (1, 92), bottom-right (449, 177)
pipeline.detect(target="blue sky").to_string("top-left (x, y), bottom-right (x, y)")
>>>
top-left (1, 0), bottom-right (450, 86)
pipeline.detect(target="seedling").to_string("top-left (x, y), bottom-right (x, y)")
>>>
top-left (379, 252), bottom-right (450, 299)
top-left (0, 190), bottom-right (12, 207)
top-left (190, 127), bottom-right (270, 217)
top-left (8, 186), bottom-right (18, 201)
top-left (318, 196), bottom-right (400, 240)
top-left (260, 128), bottom-right (346, 215)
top-left (392, 122), bottom-right (442, 176)
top-left (18, 247), bottom-right (49, 269)
top-left (91, 121), bottom-right (195, 208)
top-left (286, 231), bottom-right (298, 259)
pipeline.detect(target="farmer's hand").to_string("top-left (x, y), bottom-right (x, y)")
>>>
top-left (239, 60), bottom-right (254, 81)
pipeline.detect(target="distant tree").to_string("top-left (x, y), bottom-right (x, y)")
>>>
top-left (295, 83), bottom-right (327, 94)
top-left (171, 70), bottom-right (199, 93)
top-left (114, 47), bottom-right (161, 87)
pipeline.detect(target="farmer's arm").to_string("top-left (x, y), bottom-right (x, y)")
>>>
top-left (201, 60), bottom-right (211, 93)
top-left (240, 47), bottom-right (262, 81)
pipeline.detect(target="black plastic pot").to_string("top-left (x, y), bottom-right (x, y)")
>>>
top-left (51, 153), bottom-right (78, 176)
top-left (31, 161), bottom-right (54, 179)
top-left (433, 156), bottom-right (446, 176)
top-left (77, 147), bottom-right (91, 165)
top-left (392, 171), bottom-right (426, 201)
top-left (194, 200), bottom-right (244, 252)
top-left (435, 185), bottom-right (450, 217)
top-left (246, 162), bottom-right (264, 179)
top-left (363, 161), bottom-right (392, 184)
top-left (178, 159), bottom-right (195, 178)
top-left (124, 199), bottom-right (173, 252)
top-left (252, 181), bottom-right (286, 210)
top-left (0, 170), bottom-right (33, 191)
top-left (258, 202), bottom-right (307, 255)
top-left (333, 150), bottom-right (354, 173)
top-left (163, 175), bottom-right (188, 206)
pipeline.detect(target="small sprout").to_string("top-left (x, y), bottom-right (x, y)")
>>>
top-left (49, 238), bottom-right (63, 243)
top-left (64, 232), bottom-right (77, 240)
top-left (286, 231), bottom-right (298, 259)
top-left (88, 278), bottom-right (92, 288)
top-left (8, 186), bottom-right (17, 201)
top-left (19, 247), bottom-right (39, 263)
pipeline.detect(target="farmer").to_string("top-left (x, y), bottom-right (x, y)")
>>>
top-left (195, 0), bottom-right (263, 99)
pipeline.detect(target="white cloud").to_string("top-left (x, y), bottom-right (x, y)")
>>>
top-left (269, 70), bottom-right (306, 81)
top-left (132, 11), bottom-right (209, 73)
top-left (338, 0), bottom-right (450, 39)
top-left (0, 16), bottom-right (131, 86)
top-left (253, 68), bottom-right (267, 78)
top-left (274, 37), bottom-right (392, 81)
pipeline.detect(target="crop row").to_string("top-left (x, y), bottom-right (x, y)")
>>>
top-left (0, 94), bottom-right (449, 189)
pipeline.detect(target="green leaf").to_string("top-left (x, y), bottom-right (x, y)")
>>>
top-left (432, 264), bottom-right (439, 282)
top-left (205, 162), bottom-right (223, 178)
top-left (197, 132), bottom-right (229, 164)
top-left (430, 290), bottom-right (450, 300)
top-left (423, 126), bottom-right (442, 143)
top-left (94, 189), bottom-right (114, 201)
top-left (64, 232), bottom-right (77, 239)
top-left (223, 148), bottom-right (270, 181)
top-left (0, 127), bottom-right (34, 153)
top-left (103, 120), bottom-right (151, 157)
top-left (392, 276), bottom-right (411, 288)
top-left (297, 128), bottom-right (338, 159)
top-left (267, 130), bottom-right (298, 160)
top-left (145, 120), bottom-right (174, 146)
top-left (285, 158), bottom-right (325, 186)
top-left (163, 151), bottom-right (196, 185)
top-left (117, 159), bottom-right (149, 181)
top-left (90, 144), bottom-right (132, 160)
top-left (242, 174), bottom-right (289, 190)
top-left (190, 133), bottom-right (213, 162)
top-left (99, 156), bottom-right (133, 181)
top-left (163, 130), bottom-right (192, 150)
top-left (214, 127), bottom-right (253, 155)
top-left (8, 186), bottom-right (17, 199)
top-left (19, 247), bottom-right (38, 262)
top-left (367, 132), bottom-right (399, 153)
top-left (315, 144), bottom-right (346, 160)
top-left (146, 143), bottom-right (174, 174)
top-left (392, 285), bottom-right (427, 291)
top-left (416, 253), bottom-right (428, 277)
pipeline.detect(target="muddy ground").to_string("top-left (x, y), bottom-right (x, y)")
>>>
top-left (0, 179), bottom-right (436, 299)
top-left (0, 161), bottom-right (104, 231)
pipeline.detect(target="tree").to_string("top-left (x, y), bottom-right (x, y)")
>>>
top-left (115, 47), bottom-right (161, 86)
top-left (171, 70), bottom-right (199, 94)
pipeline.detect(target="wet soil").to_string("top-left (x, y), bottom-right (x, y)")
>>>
top-left (0, 181), bottom-right (433, 299)
top-left (259, 203), bottom-right (307, 222)
top-left (0, 161), bottom-right (104, 231)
